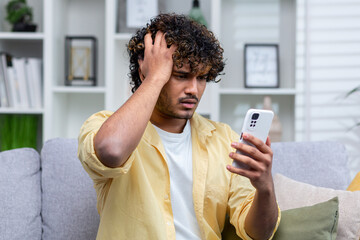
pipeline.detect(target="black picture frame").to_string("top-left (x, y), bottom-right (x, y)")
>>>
top-left (244, 43), bottom-right (279, 88)
top-left (65, 36), bottom-right (97, 86)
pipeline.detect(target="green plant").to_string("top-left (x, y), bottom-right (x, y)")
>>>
top-left (0, 114), bottom-right (39, 151)
top-left (345, 85), bottom-right (360, 98)
top-left (345, 85), bottom-right (360, 128)
top-left (5, 0), bottom-right (33, 25)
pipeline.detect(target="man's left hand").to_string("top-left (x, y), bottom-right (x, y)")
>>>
top-left (227, 133), bottom-right (274, 193)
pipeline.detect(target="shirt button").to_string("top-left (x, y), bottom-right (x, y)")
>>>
top-left (164, 194), bottom-right (169, 200)
top-left (167, 221), bottom-right (171, 226)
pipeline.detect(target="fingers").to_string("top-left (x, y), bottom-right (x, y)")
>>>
top-left (139, 31), bottom-right (176, 84)
top-left (143, 32), bottom-right (164, 53)
top-left (144, 33), bottom-right (152, 52)
top-left (154, 31), bottom-right (163, 48)
top-left (228, 133), bottom-right (275, 192)
top-left (227, 145), bottom-right (272, 183)
top-left (242, 133), bottom-right (271, 154)
top-left (169, 43), bottom-right (177, 52)
top-left (229, 150), bottom-right (263, 171)
top-left (266, 136), bottom-right (271, 147)
top-left (231, 141), bottom-right (262, 162)
top-left (160, 32), bottom-right (168, 48)
top-left (226, 164), bottom-right (260, 179)
top-left (228, 133), bottom-right (273, 172)
top-left (144, 32), bottom-right (175, 53)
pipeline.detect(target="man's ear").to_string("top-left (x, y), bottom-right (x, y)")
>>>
top-left (138, 59), bottom-right (145, 82)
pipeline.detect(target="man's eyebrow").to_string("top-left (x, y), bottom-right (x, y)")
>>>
top-left (173, 70), bottom-right (190, 74)
top-left (198, 73), bottom-right (209, 76)
top-left (172, 70), bottom-right (209, 77)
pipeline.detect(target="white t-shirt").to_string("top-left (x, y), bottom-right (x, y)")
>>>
top-left (153, 121), bottom-right (201, 240)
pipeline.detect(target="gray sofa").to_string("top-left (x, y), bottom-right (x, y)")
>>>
top-left (0, 138), bottom-right (353, 240)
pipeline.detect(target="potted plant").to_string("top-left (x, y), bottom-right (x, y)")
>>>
top-left (5, 0), bottom-right (37, 32)
top-left (338, 85), bottom-right (360, 179)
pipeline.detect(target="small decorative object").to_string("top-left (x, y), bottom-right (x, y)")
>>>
top-left (244, 44), bottom-right (279, 88)
top-left (189, 0), bottom-right (207, 27)
top-left (117, 0), bottom-right (165, 33)
top-left (263, 96), bottom-right (282, 142)
top-left (5, 0), bottom-right (37, 32)
top-left (65, 36), bottom-right (97, 86)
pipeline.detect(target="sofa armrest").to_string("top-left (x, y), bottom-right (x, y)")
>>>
top-left (0, 148), bottom-right (41, 240)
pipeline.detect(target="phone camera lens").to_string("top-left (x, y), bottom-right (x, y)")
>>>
top-left (252, 113), bottom-right (259, 120)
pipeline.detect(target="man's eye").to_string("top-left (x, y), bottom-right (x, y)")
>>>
top-left (198, 76), bottom-right (208, 81)
top-left (176, 75), bottom-right (187, 79)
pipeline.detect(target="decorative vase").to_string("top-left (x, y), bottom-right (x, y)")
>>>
top-left (12, 22), bottom-right (37, 32)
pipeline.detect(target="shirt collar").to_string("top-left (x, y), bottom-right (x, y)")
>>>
top-left (143, 112), bottom-right (216, 146)
top-left (190, 112), bottom-right (216, 140)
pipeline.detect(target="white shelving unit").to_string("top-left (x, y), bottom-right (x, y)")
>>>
top-left (0, 32), bottom-right (45, 40)
top-left (44, 0), bottom-right (107, 140)
top-left (0, 0), bottom-right (298, 145)
top-left (213, 0), bottom-right (297, 141)
top-left (0, 0), bottom-right (45, 147)
top-left (0, 108), bottom-right (44, 114)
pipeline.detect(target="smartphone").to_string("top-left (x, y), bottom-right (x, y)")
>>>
top-left (232, 109), bottom-right (274, 169)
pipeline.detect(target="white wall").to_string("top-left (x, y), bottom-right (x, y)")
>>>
top-left (296, 0), bottom-right (360, 178)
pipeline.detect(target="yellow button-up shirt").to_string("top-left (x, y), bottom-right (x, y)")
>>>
top-left (78, 111), bottom-right (280, 240)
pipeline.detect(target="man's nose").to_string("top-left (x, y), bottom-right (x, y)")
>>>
top-left (185, 77), bottom-right (198, 95)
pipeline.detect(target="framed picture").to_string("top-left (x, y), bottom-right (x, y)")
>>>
top-left (244, 44), bottom-right (279, 88)
top-left (65, 36), bottom-right (97, 86)
top-left (117, 0), bottom-right (166, 33)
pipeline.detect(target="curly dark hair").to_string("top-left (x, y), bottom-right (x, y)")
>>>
top-left (127, 13), bottom-right (225, 93)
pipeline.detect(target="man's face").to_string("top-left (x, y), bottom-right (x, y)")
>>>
top-left (154, 63), bottom-right (209, 120)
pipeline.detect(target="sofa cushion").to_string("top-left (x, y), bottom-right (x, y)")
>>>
top-left (222, 197), bottom-right (339, 240)
top-left (41, 138), bottom-right (99, 240)
top-left (273, 197), bottom-right (339, 240)
top-left (272, 141), bottom-right (351, 190)
top-left (274, 174), bottom-right (360, 240)
top-left (0, 148), bottom-right (41, 240)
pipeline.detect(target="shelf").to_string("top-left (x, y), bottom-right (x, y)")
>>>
top-left (0, 108), bottom-right (44, 114)
top-left (114, 33), bottom-right (132, 41)
top-left (0, 32), bottom-right (45, 40)
top-left (0, 0), bottom-right (299, 143)
top-left (219, 88), bottom-right (297, 95)
top-left (52, 86), bottom-right (106, 94)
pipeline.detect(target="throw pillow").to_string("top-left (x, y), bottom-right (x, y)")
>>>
top-left (274, 174), bottom-right (360, 240)
top-left (222, 197), bottom-right (339, 240)
top-left (273, 197), bottom-right (339, 240)
top-left (347, 172), bottom-right (360, 191)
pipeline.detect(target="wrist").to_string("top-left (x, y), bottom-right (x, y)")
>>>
top-left (143, 74), bottom-right (169, 88)
top-left (254, 179), bottom-right (275, 196)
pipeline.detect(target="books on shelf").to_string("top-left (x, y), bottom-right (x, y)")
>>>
top-left (0, 53), bottom-right (10, 107)
top-left (0, 53), bottom-right (43, 109)
top-left (26, 58), bottom-right (42, 108)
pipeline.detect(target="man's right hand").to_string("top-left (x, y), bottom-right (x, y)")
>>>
top-left (94, 32), bottom-right (176, 168)
top-left (138, 32), bottom-right (177, 86)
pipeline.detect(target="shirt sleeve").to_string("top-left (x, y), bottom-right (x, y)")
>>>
top-left (77, 110), bottom-right (137, 182)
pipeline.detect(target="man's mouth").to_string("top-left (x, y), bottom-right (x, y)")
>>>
top-left (179, 97), bottom-right (198, 109)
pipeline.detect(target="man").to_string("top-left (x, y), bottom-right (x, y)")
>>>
top-left (78, 13), bottom-right (280, 240)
